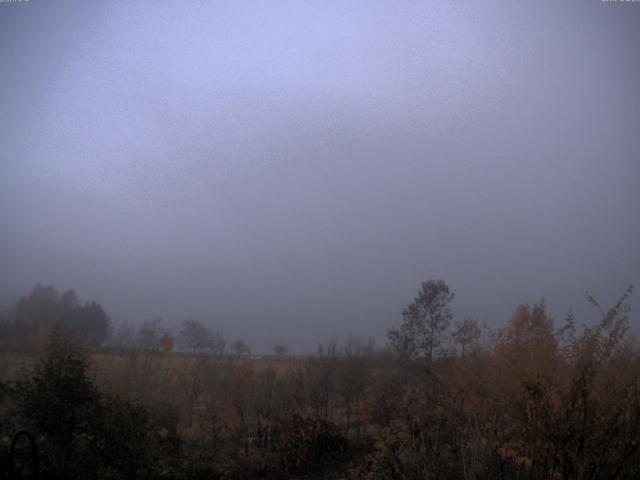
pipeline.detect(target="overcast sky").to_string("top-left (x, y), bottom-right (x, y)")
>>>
top-left (1, 1), bottom-right (639, 352)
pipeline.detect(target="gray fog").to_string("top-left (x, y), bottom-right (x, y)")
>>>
top-left (1, 1), bottom-right (639, 352)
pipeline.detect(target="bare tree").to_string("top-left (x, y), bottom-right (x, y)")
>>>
top-left (387, 279), bottom-right (454, 362)
top-left (272, 343), bottom-right (289, 356)
top-left (452, 318), bottom-right (482, 357)
top-left (337, 336), bottom-right (373, 433)
top-left (178, 318), bottom-right (226, 356)
top-left (306, 338), bottom-right (340, 421)
top-left (136, 318), bottom-right (164, 352)
top-left (232, 338), bottom-right (251, 358)
top-left (111, 321), bottom-right (136, 353)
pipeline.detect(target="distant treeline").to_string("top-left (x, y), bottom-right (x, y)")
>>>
top-left (0, 284), bottom-right (109, 351)
top-left (0, 285), bottom-right (254, 358)
top-left (0, 280), bottom-right (638, 480)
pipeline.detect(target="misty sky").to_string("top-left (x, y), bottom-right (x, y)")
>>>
top-left (1, 1), bottom-right (639, 352)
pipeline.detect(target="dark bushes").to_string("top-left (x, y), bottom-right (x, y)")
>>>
top-left (6, 336), bottom-right (181, 480)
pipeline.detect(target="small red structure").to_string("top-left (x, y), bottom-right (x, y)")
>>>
top-left (160, 334), bottom-right (174, 353)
